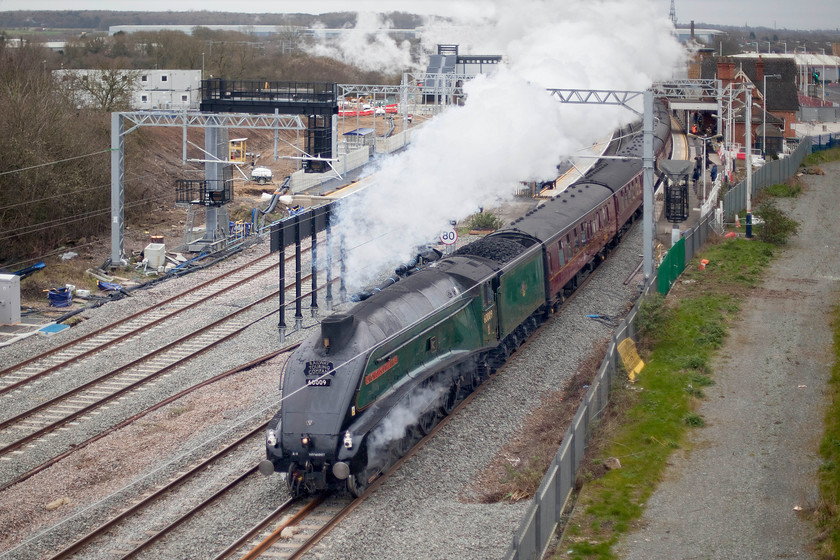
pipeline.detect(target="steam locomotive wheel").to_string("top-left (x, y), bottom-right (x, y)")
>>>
top-left (440, 381), bottom-right (458, 415)
top-left (441, 387), bottom-right (457, 415)
top-left (390, 426), bottom-right (415, 463)
top-left (434, 369), bottom-right (459, 416)
top-left (418, 408), bottom-right (440, 435)
top-left (347, 467), bottom-right (376, 498)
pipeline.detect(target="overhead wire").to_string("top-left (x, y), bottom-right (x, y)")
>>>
top-left (0, 148), bottom-right (114, 178)
top-left (0, 183), bottom-right (110, 211)
top-left (0, 169), bottom-right (163, 211)
top-left (0, 192), bottom-right (175, 241)
top-left (0, 124), bottom-right (204, 271)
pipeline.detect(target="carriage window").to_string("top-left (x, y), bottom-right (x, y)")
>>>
top-left (558, 241), bottom-right (566, 266)
top-left (581, 225), bottom-right (587, 244)
top-left (482, 282), bottom-right (494, 307)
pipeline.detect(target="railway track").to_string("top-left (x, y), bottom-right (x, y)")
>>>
top-left (0, 233), bottom-right (607, 559)
top-left (45, 421), bottom-right (270, 560)
top-left (13, 323), bottom-right (511, 560)
top-left (0, 347), bottom-right (295, 493)
top-left (0, 269), bottom-right (330, 489)
top-left (0, 350), bottom-right (291, 559)
top-left (0, 250), bottom-right (286, 395)
top-left (216, 493), bottom-right (351, 560)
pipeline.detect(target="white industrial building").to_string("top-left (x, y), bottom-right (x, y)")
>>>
top-left (54, 69), bottom-right (202, 111)
top-left (134, 70), bottom-right (201, 110)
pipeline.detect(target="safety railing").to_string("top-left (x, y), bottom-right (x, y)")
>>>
top-left (722, 137), bottom-right (811, 220)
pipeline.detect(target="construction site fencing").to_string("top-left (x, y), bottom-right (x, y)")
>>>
top-left (506, 134), bottom-right (817, 560)
top-left (289, 146), bottom-right (371, 194)
top-left (722, 137), bottom-right (811, 220)
top-left (810, 132), bottom-right (840, 152)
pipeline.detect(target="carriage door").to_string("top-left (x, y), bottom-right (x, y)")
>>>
top-left (481, 281), bottom-right (499, 344)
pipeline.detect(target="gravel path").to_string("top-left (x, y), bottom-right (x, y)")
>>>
top-left (616, 162), bottom-right (839, 559)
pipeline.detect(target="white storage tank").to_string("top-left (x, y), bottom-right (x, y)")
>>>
top-left (145, 243), bottom-right (167, 269)
top-left (0, 274), bottom-right (21, 325)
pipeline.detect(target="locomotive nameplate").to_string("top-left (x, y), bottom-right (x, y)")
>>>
top-left (305, 361), bottom-right (335, 376)
top-left (365, 355), bottom-right (398, 385)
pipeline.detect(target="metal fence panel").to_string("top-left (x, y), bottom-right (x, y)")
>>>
top-left (657, 237), bottom-right (685, 294)
top-left (558, 439), bottom-right (573, 515)
top-left (572, 407), bottom-right (586, 471)
top-left (811, 132), bottom-right (840, 152)
top-left (519, 505), bottom-right (538, 560)
top-left (598, 361), bottom-right (611, 412)
top-left (538, 477), bottom-right (557, 556)
top-left (724, 139), bottom-right (813, 219)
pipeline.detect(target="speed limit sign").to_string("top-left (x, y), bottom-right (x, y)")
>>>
top-left (439, 228), bottom-right (458, 245)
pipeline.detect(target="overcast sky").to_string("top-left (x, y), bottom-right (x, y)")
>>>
top-left (0, 0), bottom-right (837, 31)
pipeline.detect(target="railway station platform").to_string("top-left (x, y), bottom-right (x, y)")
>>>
top-left (655, 118), bottom-right (722, 251)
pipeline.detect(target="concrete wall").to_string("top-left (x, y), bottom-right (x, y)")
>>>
top-left (799, 107), bottom-right (840, 123)
top-left (289, 146), bottom-right (372, 194)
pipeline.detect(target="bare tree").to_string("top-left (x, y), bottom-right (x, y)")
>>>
top-left (59, 66), bottom-right (140, 111)
top-left (0, 41), bottom-right (114, 263)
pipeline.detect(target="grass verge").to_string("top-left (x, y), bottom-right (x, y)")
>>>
top-left (554, 236), bottom-right (777, 559)
top-left (816, 305), bottom-right (840, 556)
top-left (803, 146), bottom-right (840, 166)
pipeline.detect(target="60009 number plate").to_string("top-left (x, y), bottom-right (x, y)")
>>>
top-left (306, 378), bottom-right (331, 387)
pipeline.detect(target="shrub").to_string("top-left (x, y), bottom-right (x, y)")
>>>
top-left (467, 211), bottom-right (504, 231)
top-left (683, 413), bottom-right (706, 427)
top-left (754, 199), bottom-right (799, 245)
top-left (803, 146), bottom-right (840, 166)
top-left (635, 293), bottom-right (669, 348)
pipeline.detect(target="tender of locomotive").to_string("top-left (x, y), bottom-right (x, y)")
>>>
top-left (259, 100), bottom-right (673, 497)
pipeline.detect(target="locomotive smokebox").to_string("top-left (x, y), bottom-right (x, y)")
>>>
top-left (320, 313), bottom-right (355, 352)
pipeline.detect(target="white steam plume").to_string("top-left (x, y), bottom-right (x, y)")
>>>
top-left (367, 382), bottom-right (446, 462)
top-left (305, 12), bottom-right (418, 74)
top-left (333, 0), bottom-right (685, 291)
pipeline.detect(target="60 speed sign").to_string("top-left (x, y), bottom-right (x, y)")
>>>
top-left (439, 228), bottom-right (458, 245)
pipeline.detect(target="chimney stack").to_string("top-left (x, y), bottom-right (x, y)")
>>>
top-left (718, 59), bottom-right (736, 83)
